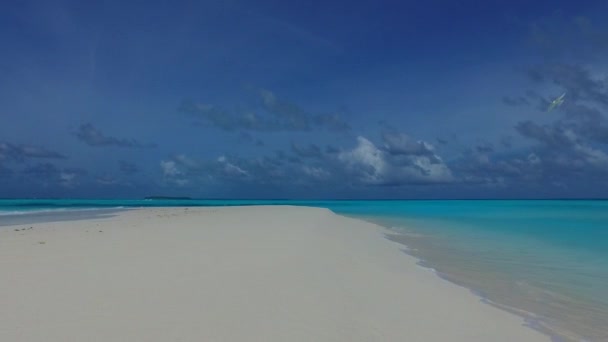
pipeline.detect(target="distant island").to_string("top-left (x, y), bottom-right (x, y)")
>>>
top-left (144, 196), bottom-right (192, 200)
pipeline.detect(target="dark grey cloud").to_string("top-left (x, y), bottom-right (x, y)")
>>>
top-left (291, 143), bottom-right (323, 159)
top-left (475, 142), bottom-right (494, 154)
top-left (0, 142), bottom-right (66, 162)
top-left (515, 121), bottom-right (578, 149)
top-left (21, 163), bottom-right (86, 187)
top-left (527, 68), bottom-right (544, 83)
top-left (75, 123), bottom-right (157, 148)
top-left (562, 103), bottom-right (608, 144)
top-left (449, 133), bottom-right (570, 187)
top-left (237, 132), bottom-right (264, 146)
top-left (504, 19), bottom-right (608, 186)
top-left (257, 155), bottom-right (286, 169)
top-left (382, 132), bottom-right (435, 157)
top-left (325, 134), bottom-right (452, 186)
top-left (493, 25), bottom-right (608, 192)
top-left (502, 96), bottom-right (530, 107)
top-left (157, 132), bottom-right (453, 190)
top-left (500, 136), bottom-right (513, 149)
top-left (158, 107), bottom-right (604, 193)
top-left (272, 150), bottom-right (299, 164)
top-left (159, 153), bottom-right (271, 187)
top-left (96, 175), bottom-right (121, 186)
top-left (452, 150), bottom-right (542, 187)
top-left (338, 136), bottom-right (453, 186)
top-left (312, 113), bottom-right (351, 132)
top-left (381, 132), bottom-right (441, 165)
top-left (273, 150), bottom-right (288, 162)
top-left (258, 89), bottom-right (311, 131)
top-left (510, 96), bottom-right (608, 178)
top-left (526, 64), bottom-right (608, 106)
top-left (180, 89), bottom-right (350, 133)
top-left (464, 114), bottom-right (608, 187)
top-left (518, 90), bottom-right (549, 111)
top-left (161, 103), bottom-right (608, 192)
top-left (65, 167), bottom-right (88, 176)
top-left (516, 60), bottom-right (608, 147)
top-left (160, 154), bottom-right (279, 187)
top-left (325, 145), bottom-right (340, 154)
top-left (436, 138), bottom-right (448, 145)
top-left (180, 102), bottom-right (259, 132)
top-left (437, 97), bottom-right (608, 188)
top-left (119, 160), bottom-right (139, 175)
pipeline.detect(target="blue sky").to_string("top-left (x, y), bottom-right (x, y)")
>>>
top-left (2, 0), bottom-right (608, 198)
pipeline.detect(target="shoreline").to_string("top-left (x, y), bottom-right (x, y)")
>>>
top-left (347, 213), bottom-right (583, 342)
top-left (0, 206), bottom-right (549, 341)
top-left (344, 215), bottom-right (571, 342)
top-left (0, 208), bottom-right (128, 227)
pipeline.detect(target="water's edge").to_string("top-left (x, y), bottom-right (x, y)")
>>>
top-left (0, 208), bottom-right (129, 227)
top-left (349, 215), bottom-right (579, 342)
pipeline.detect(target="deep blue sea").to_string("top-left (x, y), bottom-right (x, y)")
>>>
top-left (1, 199), bottom-right (606, 341)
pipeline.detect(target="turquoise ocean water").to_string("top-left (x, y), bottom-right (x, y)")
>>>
top-left (1, 199), bottom-right (606, 341)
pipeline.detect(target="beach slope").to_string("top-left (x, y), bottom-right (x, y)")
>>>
top-left (0, 206), bottom-right (548, 341)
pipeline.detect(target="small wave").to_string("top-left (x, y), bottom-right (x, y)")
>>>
top-left (415, 260), bottom-right (437, 273)
top-left (0, 202), bottom-right (97, 208)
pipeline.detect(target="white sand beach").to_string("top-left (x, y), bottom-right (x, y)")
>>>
top-left (0, 206), bottom-right (548, 341)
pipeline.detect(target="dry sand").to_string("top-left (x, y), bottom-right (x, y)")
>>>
top-left (0, 206), bottom-right (549, 341)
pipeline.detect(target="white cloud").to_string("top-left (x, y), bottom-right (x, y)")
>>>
top-left (259, 89), bottom-right (277, 107)
top-left (224, 163), bottom-right (248, 177)
top-left (302, 165), bottom-right (330, 180)
top-left (160, 160), bottom-right (190, 186)
top-left (174, 154), bottom-right (200, 169)
top-left (174, 179), bottom-right (189, 186)
top-left (160, 160), bottom-right (181, 177)
top-left (217, 155), bottom-right (248, 177)
top-left (528, 153), bottom-right (541, 165)
top-left (410, 155), bottom-right (453, 182)
top-left (59, 172), bottom-right (77, 188)
top-left (339, 136), bottom-right (453, 185)
top-left (575, 144), bottom-right (608, 170)
top-left (382, 132), bottom-right (436, 156)
top-left (339, 136), bottom-right (387, 184)
top-left (96, 175), bottom-right (119, 186)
